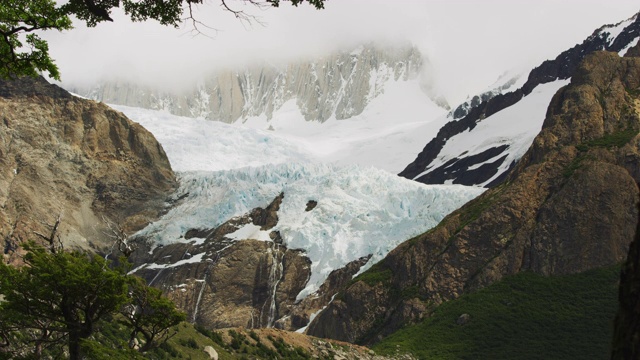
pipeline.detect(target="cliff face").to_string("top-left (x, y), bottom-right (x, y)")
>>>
top-left (0, 77), bottom-right (176, 262)
top-left (308, 47), bottom-right (640, 344)
top-left (70, 45), bottom-right (430, 123)
top-left (128, 193), bottom-right (368, 331)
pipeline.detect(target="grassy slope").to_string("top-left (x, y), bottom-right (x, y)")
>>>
top-left (372, 265), bottom-right (621, 360)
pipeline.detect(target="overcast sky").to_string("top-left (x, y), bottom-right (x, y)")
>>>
top-left (45, 0), bottom-right (639, 105)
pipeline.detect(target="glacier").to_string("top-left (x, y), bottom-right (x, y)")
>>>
top-left (114, 105), bottom-right (483, 300)
top-left (136, 163), bottom-right (483, 299)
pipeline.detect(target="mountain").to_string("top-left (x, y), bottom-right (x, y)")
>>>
top-left (400, 13), bottom-right (640, 187)
top-left (68, 44), bottom-right (445, 124)
top-left (106, 104), bottom-right (483, 331)
top-left (0, 76), bottom-right (176, 264)
top-left (307, 42), bottom-right (640, 344)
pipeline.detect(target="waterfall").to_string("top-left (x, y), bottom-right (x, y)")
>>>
top-left (258, 242), bottom-right (285, 328)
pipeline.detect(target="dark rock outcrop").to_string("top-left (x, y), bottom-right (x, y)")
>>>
top-left (0, 76), bottom-right (176, 263)
top-left (309, 49), bottom-right (640, 344)
top-left (278, 254), bottom-right (371, 330)
top-left (400, 13), bottom-right (640, 187)
top-left (612, 189), bottom-right (640, 359)
top-left (130, 194), bottom-right (370, 331)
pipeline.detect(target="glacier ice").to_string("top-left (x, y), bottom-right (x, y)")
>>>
top-left (115, 101), bottom-right (483, 301)
top-left (137, 162), bottom-right (484, 299)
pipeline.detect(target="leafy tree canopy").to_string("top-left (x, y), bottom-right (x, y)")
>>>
top-left (0, 0), bottom-right (325, 80)
top-left (0, 243), bottom-right (185, 360)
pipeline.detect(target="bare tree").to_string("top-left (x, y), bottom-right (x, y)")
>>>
top-left (102, 216), bottom-right (137, 258)
top-left (33, 213), bottom-right (63, 254)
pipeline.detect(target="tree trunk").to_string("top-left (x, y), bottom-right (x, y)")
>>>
top-left (68, 329), bottom-right (81, 360)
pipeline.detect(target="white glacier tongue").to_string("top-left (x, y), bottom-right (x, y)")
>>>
top-left (137, 162), bottom-right (484, 300)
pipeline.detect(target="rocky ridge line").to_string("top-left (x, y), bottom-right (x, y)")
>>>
top-left (308, 45), bottom-right (640, 344)
top-left (399, 12), bottom-right (640, 187)
top-left (69, 44), bottom-right (439, 123)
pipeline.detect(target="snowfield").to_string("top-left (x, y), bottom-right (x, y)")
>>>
top-left (413, 79), bottom-right (570, 187)
top-left (113, 104), bottom-right (483, 299)
top-left (111, 72), bottom-right (448, 174)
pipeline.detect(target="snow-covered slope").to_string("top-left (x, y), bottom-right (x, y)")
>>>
top-left (111, 71), bottom-right (448, 174)
top-left (113, 105), bottom-right (483, 301)
top-left (411, 80), bottom-right (569, 187)
top-left (400, 12), bottom-right (640, 187)
top-left (110, 105), bottom-right (311, 172)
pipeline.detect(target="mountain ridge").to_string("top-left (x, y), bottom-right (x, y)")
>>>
top-left (400, 12), bottom-right (640, 187)
top-left (0, 76), bottom-right (176, 264)
top-left (307, 44), bottom-right (640, 344)
top-left (67, 44), bottom-right (443, 124)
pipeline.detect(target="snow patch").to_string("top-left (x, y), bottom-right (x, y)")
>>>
top-left (620, 37), bottom-right (640, 56)
top-left (603, 18), bottom-right (634, 45)
top-left (145, 252), bottom-right (206, 270)
top-left (226, 224), bottom-right (272, 241)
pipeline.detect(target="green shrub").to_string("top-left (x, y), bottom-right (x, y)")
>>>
top-left (194, 325), bottom-right (224, 346)
top-left (178, 337), bottom-right (199, 349)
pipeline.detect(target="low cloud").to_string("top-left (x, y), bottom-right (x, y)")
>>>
top-left (44, 0), bottom-right (640, 104)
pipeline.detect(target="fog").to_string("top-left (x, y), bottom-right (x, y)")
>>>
top-left (44, 0), bottom-right (639, 105)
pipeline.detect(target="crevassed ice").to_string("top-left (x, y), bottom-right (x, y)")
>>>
top-left (137, 162), bottom-right (484, 300)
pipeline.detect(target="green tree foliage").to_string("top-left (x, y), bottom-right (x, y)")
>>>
top-left (0, 0), bottom-right (325, 81)
top-left (0, 0), bottom-right (72, 80)
top-left (121, 276), bottom-right (186, 353)
top-left (0, 243), bottom-right (184, 360)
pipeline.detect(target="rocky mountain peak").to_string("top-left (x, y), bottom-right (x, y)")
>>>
top-left (67, 43), bottom-right (436, 123)
top-left (401, 12), bottom-right (640, 188)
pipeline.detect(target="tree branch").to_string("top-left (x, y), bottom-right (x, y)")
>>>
top-left (33, 214), bottom-right (63, 254)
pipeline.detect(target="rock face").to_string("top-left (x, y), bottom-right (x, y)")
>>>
top-left (612, 189), bottom-right (640, 359)
top-left (400, 12), bottom-right (640, 187)
top-left (308, 48), bottom-right (640, 344)
top-left (69, 44), bottom-right (432, 123)
top-left (129, 193), bottom-right (368, 331)
top-left (0, 76), bottom-right (176, 263)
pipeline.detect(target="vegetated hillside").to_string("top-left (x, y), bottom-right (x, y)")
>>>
top-left (0, 77), bottom-right (176, 263)
top-left (307, 46), bottom-right (640, 345)
top-left (81, 316), bottom-right (414, 359)
top-left (400, 12), bottom-right (640, 187)
top-left (372, 266), bottom-right (620, 360)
